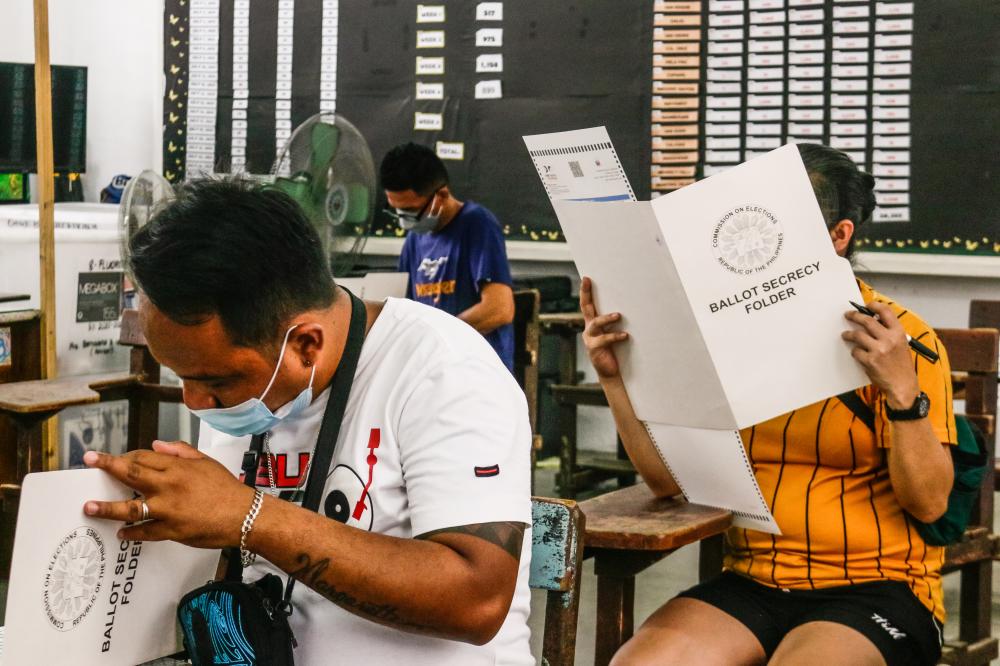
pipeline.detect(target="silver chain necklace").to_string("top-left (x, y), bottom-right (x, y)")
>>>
top-left (261, 431), bottom-right (318, 498)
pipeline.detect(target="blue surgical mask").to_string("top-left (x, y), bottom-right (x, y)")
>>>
top-left (191, 325), bottom-right (317, 437)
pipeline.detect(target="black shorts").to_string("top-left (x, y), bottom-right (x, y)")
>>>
top-left (677, 571), bottom-right (942, 666)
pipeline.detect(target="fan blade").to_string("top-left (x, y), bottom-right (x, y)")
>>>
top-left (343, 183), bottom-right (371, 224)
top-left (272, 175), bottom-right (310, 201)
top-left (310, 122), bottom-right (341, 183)
top-left (271, 175), bottom-right (319, 219)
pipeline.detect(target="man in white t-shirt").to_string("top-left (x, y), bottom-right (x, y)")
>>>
top-left (81, 179), bottom-right (534, 665)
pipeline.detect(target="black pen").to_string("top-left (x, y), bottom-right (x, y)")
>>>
top-left (849, 301), bottom-right (939, 364)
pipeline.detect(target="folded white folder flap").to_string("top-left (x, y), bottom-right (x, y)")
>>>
top-left (644, 421), bottom-right (779, 534)
top-left (552, 198), bottom-right (736, 429)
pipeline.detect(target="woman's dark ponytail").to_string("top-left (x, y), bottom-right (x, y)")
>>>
top-left (797, 143), bottom-right (877, 260)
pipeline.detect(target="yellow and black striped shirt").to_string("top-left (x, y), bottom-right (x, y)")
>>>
top-left (725, 279), bottom-right (957, 623)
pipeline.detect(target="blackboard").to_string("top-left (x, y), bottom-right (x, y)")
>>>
top-left (163, 0), bottom-right (999, 255)
top-left (335, 1), bottom-right (652, 241)
top-left (883, 0), bottom-right (999, 255)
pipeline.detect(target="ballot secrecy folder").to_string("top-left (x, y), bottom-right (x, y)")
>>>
top-left (1, 469), bottom-right (220, 665)
top-left (550, 143), bottom-right (869, 431)
top-left (525, 128), bottom-right (871, 533)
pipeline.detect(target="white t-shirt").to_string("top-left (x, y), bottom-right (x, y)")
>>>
top-left (198, 298), bottom-right (534, 666)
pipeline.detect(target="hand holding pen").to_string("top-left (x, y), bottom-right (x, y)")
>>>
top-left (843, 299), bottom-right (930, 409)
top-left (849, 301), bottom-right (939, 363)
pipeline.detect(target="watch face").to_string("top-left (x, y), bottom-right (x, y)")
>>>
top-left (918, 392), bottom-right (930, 417)
top-left (887, 391), bottom-right (931, 421)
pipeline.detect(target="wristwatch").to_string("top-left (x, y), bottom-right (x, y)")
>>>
top-left (886, 391), bottom-right (931, 421)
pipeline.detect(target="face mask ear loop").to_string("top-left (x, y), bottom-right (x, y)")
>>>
top-left (426, 191), bottom-right (443, 219)
top-left (259, 324), bottom-right (299, 403)
top-left (305, 362), bottom-right (317, 391)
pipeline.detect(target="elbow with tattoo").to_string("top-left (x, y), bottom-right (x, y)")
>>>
top-left (417, 520), bottom-right (525, 644)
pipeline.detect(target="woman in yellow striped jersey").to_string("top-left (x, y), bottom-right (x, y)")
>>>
top-left (583, 144), bottom-right (955, 666)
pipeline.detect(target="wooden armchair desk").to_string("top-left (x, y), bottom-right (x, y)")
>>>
top-left (578, 483), bottom-right (732, 666)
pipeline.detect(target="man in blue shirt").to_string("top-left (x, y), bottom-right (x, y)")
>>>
top-left (381, 143), bottom-right (515, 370)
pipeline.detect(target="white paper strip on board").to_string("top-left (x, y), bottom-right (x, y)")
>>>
top-left (414, 112), bottom-right (443, 131)
top-left (436, 141), bottom-right (465, 160)
top-left (319, 0), bottom-right (339, 112)
top-left (475, 28), bottom-right (503, 47)
top-left (476, 2), bottom-right (503, 21)
top-left (474, 79), bottom-right (503, 99)
top-left (416, 4), bottom-right (445, 23)
top-left (476, 53), bottom-right (504, 73)
top-left (185, 0), bottom-right (220, 177)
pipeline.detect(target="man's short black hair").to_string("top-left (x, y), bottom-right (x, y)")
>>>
top-left (379, 142), bottom-right (449, 196)
top-left (128, 178), bottom-right (337, 349)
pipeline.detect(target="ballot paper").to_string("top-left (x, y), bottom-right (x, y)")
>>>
top-left (1, 469), bottom-right (220, 666)
top-left (552, 144), bottom-right (869, 430)
top-left (645, 423), bottom-right (776, 533)
top-left (523, 127), bottom-right (636, 203)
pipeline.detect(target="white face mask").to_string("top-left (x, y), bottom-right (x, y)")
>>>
top-left (190, 325), bottom-right (317, 437)
top-left (397, 201), bottom-right (441, 233)
top-left (386, 187), bottom-right (444, 234)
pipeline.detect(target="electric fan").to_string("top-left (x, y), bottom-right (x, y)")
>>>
top-left (269, 113), bottom-right (376, 276)
top-left (117, 169), bottom-right (175, 267)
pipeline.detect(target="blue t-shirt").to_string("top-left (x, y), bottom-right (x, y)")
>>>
top-left (398, 201), bottom-right (514, 370)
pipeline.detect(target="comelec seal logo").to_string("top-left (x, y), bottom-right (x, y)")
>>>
top-left (43, 527), bottom-right (106, 631)
top-left (712, 206), bottom-right (784, 275)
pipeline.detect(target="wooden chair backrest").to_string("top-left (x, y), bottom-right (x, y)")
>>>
top-left (530, 496), bottom-right (585, 666)
top-left (0, 311), bottom-right (43, 484)
top-left (936, 326), bottom-right (999, 661)
top-left (935, 327), bottom-right (998, 527)
top-left (118, 308), bottom-right (147, 347)
top-left (0, 311), bottom-right (42, 386)
top-left (118, 308), bottom-right (179, 450)
top-left (530, 497), bottom-right (584, 592)
top-left (513, 289), bottom-right (541, 433)
top-left (969, 300), bottom-right (1000, 331)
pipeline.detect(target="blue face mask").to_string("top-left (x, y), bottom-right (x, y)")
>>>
top-left (191, 325), bottom-right (317, 437)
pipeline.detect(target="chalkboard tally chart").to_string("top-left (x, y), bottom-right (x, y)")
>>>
top-left (163, 0), bottom-right (999, 255)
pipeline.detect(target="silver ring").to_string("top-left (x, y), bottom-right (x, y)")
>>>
top-left (140, 500), bottom-right (150, 522)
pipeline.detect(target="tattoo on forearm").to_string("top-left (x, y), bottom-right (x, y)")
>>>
top-left (417, 521), bottom-right (526, 560)
top-left (290, 554), bottom-right (434, 632)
